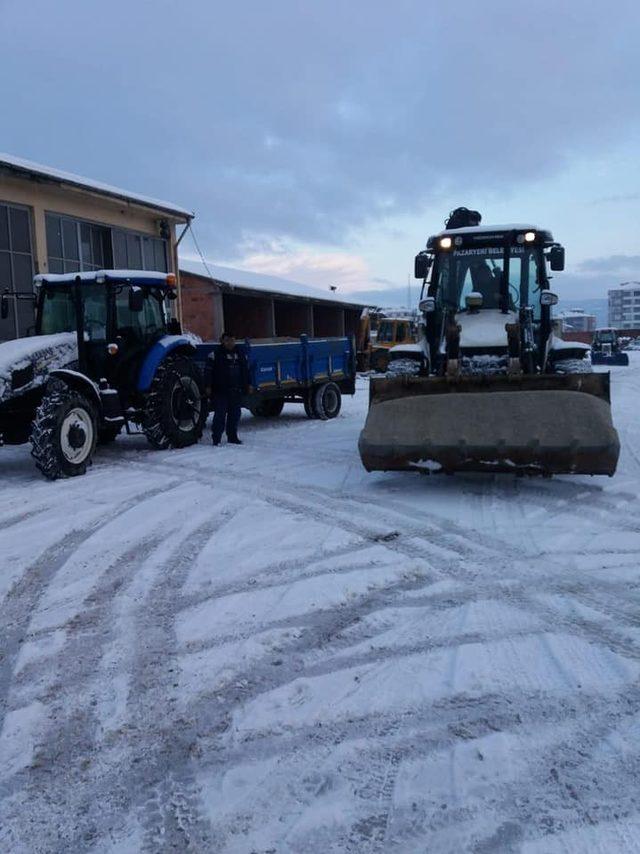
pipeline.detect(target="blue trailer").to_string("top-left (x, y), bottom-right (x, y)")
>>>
top-left (193, 334), bottom-right (356, 420)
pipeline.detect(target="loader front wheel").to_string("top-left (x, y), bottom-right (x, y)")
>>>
top-left (313, 382), bottom-right (341, 421)
top-left (142, 354), bottom-right (206, 449)
top-left (30, 383), bottom-right (97, 480)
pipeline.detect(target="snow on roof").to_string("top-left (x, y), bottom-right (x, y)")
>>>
top-left (179, 258), bottom-right (367, 307)
top-left (558, 308), bottom-right (596, 318)
top-left (610, 281), bottom-right (640, 291)
top-left (35, 269), bottom-right (173, 286)
top-left (437, 223), bottom-right (542, 236)
top-left (0, 152), bottom-right (193, 220)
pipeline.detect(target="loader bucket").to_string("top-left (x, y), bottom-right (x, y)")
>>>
top-left (358, 374), bottom-right (620, 476)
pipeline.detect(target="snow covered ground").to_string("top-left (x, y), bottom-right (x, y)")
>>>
top-left (2, 357), bottom-right (640, 853)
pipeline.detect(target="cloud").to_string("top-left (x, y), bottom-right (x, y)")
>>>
top-left (576, 255), bottom-right (640, 274)
top-left (2, 0), bottom-right (640, 261)
top-left (592, 192), bottom-right (640, 204)
top-left (236, 246), bottom-right (372, 291)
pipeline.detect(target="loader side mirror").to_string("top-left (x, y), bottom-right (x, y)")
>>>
top-left (128, 286), bottom-right (144, 313)
top-left (549, 245), bottom-right (565, 271)
top-left (540, 290), bottom-right (558, 306)
top-left (0, 294), bottom-right (8, 321)
top-left (414, 252), bottom-right (431, 279)
top-left (419, 297), bottom-right (436, 313)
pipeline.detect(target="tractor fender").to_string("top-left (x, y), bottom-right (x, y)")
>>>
top-left (136, 335), bottom-right (196, 392)
top-left (49, 369), bottom-right (102, 410)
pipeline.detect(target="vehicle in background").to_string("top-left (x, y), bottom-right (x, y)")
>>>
top-left (356, 310), bottom-right (419, 372)
top-left (591, 328), bottom-right (629, 366)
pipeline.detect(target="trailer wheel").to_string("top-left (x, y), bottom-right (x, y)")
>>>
top-left (142, 354), bottom-right (206, 449)
top-left (250, 397), bottom-right (285, 418)
top-left (30, 383), bottom-right (98, 480)
top-left (313, 382), bottom-right (341, 420)
top-left (303, 391), bottom-right (315, 419)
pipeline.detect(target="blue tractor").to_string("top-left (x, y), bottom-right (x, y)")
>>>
top-left (0, 270), bottom-right (206, 478)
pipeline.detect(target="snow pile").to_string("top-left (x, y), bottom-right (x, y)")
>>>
top-left (461, 353), bottom-right (510, 375)
top-left (0, 333), bottom-right (77, 403)
top-left (385, 358), bottom-right (422, 377)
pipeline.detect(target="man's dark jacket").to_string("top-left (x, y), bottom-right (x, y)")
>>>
top-left (205, 345), bottom-right (250, 396)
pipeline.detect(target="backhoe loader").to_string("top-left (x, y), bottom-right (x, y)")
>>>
top-left (358, 209), bottom-right (620, 476)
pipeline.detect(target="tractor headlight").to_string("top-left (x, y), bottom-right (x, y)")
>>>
top-left (439, 237), bottom-right (452, 249)
top-left (524, 231), bottom-right (536, 242)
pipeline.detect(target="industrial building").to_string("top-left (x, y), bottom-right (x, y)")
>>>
top-left (0, 153), bottom-right (192, 340)
top-left (557, 308), bottom-right (597, 333)
top-left (179, 260), bottom-right (366, 342)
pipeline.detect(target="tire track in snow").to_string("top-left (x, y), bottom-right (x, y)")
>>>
top-left (0, 480), bottom-right (181, 738)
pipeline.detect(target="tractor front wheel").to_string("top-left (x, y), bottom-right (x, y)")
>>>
top-left (30, 383), bottom-right (98, 480)
top-left (142, 354), bottom-right (206, 449)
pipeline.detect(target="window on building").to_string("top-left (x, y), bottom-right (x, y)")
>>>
top-left (112, 229), bottom-right (167, 272)
top-left (0, 202), bottom-right (35, 340)
top-left (46, 214), bottom-right (112, 274)
top-left (46, 214), bottom-right (168, 276)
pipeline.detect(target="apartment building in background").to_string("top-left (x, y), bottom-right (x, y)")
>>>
top-left (609, 282), bottom-right (640, 329)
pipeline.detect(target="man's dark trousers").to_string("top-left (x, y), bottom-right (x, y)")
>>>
top-left (211, 392), bottom-right (242, 443)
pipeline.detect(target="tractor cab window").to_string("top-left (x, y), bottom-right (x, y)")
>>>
top-left (435, 247), bottom-right (544, 316)
top-left (115, 287), bottom-right (166, 343)
top-left (395, 322), bottom-right (407, 341)
top-left (40, 285), bottom-right (107, 339)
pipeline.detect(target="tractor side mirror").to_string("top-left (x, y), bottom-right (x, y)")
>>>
top-left (549, 245), bottom-right (565, 271)
top-left (128, 286), bottom-right (144, 313)
top-left (419, 296), bottom-right (436, 313)
top-left (540, 290), bottom-right (559, 306)
top-left (414, 252), bottom-right (431, 280)
top-left (0, 294), bottom-right (8, 321)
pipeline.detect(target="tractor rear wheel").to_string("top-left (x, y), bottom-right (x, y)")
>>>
top-left (30, 382), bottom-right (97, 479)
top-left (142, 354), bottom-right (206, 449)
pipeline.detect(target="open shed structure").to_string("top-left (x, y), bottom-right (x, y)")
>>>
top-left (179, 260), bottom-right (366, 342)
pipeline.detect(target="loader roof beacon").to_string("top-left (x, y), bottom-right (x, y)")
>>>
top-left (0, 270), bottom-right (206, 479)
top-left (358, 209), bottom-right (620, 476)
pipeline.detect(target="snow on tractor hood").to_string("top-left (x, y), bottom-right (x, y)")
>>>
top-left (458, 309), bottom-right (517, 349)
top-left (0, 333), bottom-right (77, 403)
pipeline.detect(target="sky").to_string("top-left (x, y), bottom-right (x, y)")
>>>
top-left (2, 0), bottom-right (640, 304)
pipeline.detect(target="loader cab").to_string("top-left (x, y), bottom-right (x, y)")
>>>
top-left (34, 270), bottom-right (177, 387)
top-left (418, 225), bottom-right (562, 365)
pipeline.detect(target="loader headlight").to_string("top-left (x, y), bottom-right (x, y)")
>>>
top-left (524, 231), bottom-right (536, 242)
top-left (439, 237), bottom-right (453, 249)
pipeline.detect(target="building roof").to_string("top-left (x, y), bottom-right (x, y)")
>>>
top-left (610, 281), bottom-right (640, 292)
top-left (0, 152), bottom-right (193, 221)
top-left (179, 258), bottom-right (367, 309)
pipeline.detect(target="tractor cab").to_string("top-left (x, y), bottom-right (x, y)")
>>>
top-left (33, 269), bottom-right (179, 389)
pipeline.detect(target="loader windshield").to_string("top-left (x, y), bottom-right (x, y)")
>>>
top-left (435, 246), bottom-right (544, 315)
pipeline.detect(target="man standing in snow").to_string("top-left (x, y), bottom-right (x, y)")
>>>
top-left (205, 333), bottom-right (249, 446)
